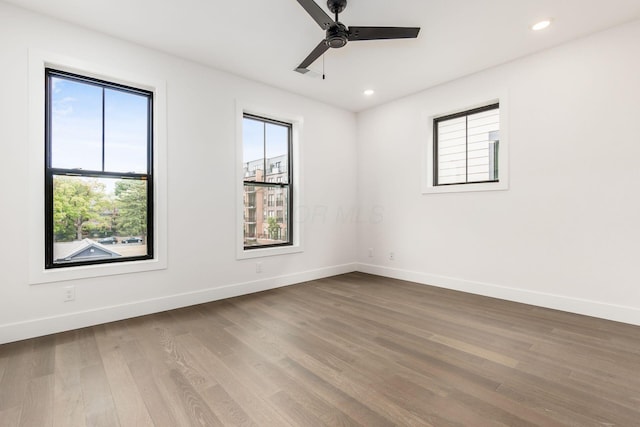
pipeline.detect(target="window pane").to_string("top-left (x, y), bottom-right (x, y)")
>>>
top-left (437, 118), bottom-right (467, 185)
top-left (265, 122), bottom-right (289, 184)
top-left (50, 77), bottom-right (102, 170)
top-left (105, 88), bottom-right (149, 173)
top-left (52, 175), bottom-right (148, 264)
top-left (437, 117), bottom-right (466, 146)
top-left (243, 117), bottom-right (265, 182)
top-left (244, 184), bottom-right (289, 247)
top-left (467, 108), bottom-right (499, 183)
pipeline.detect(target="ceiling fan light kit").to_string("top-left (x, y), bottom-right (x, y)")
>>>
top-left (294, 0), bottom-right (420, 74)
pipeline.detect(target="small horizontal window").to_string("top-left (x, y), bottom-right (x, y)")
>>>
top-left (434, 103), bottom-right (500, 186)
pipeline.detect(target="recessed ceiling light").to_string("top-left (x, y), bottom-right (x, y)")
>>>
top-left (363, 89), bottom-right (375, 96)
top-left (532, 19), bottom-right (552, 31)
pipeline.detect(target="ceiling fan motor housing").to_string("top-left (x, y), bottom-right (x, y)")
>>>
top-left (327, 0), bottom-right (347, 14)
top-left (326, 22), bottom-right (348, 48)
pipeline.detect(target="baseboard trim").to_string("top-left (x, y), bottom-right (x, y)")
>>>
top-left (356, 263), bottom-right (640, 326)
top-left (0, 263), bottom-right (357, 344)
top-left (4, 262), bottom-right (637, 344)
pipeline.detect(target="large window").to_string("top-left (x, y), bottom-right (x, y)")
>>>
top-left (242, 114), bottom-right (292, 249)
top-left (45, 69), bottom-right (153, 268)
top-left (434, 103), bottom-right (500, 186)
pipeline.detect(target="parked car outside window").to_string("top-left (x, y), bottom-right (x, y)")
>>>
top-left (97, 236), bottom-right (118, 245)
top-left (121, 237), bottom-right (143, 244)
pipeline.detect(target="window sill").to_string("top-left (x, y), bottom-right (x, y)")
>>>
top-left (236, 244), bottom-right (303, 260)
top-left (422, 180), bottom-right (509, 194)
top-left (29, 258), bottom-right (167, 285)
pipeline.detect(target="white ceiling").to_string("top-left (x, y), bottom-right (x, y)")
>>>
top-left (6, 0), bottom-right (640, 111)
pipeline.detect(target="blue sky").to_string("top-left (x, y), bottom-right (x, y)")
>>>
top-left (242, 117), bottom-right (288, 165)
top-left (51, 76), bottom-right (149, 174)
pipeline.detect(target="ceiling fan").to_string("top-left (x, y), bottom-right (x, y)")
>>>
top-left (294, 0), bottom-right (420, 74)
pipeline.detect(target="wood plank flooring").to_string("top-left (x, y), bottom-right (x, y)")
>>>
top-left (1, 272), bottom-right (639, 426)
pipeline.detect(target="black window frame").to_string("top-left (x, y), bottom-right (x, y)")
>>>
top-left (433, 102), bottom-right (500, 186)
top-left (243, 113), bottom-right (293, 250)
top-left (44, 68), bottom-right (154, 269)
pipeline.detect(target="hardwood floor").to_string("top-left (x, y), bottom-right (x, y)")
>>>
top-left (1, 272), bottom-right (639, 426)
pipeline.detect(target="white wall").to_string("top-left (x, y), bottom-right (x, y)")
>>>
top-left (0, 3), bottom-right (358, 343)
top-left (356, 19), bottom-right (640, 325)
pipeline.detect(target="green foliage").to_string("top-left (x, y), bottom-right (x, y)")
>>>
top-left (267, 216), bottom-right (281, 240)
top-left (115, 180), bottom-right (147, 238)
top-left (53, 177), bottom-right (147, 242)
top-left (53, 177), bottom-right (110, 241)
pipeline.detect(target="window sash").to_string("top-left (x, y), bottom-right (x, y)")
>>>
top-left (243, 182), bottom-right (292, 249)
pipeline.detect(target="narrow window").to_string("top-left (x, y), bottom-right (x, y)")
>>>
top-left (434, 103), bottom-right (500, 186)
top-left (45, 69), bottom-right (153, 268)
top-left (242, 114), bottom-right (292, 249)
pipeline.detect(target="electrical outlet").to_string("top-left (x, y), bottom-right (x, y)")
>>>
top-left (389, 252), bottom-right (395, 261)
top-left (63, 286), bottom-right (75, 302)
top-left (256, 262), bottom-right (263, 273)
top-left (368, 248), bottom-right (374, 258)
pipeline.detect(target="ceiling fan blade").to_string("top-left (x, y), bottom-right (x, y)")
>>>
top-left (348, 26), bottom-right (420, 41)
top-left (295, 40), bottom-right (329, 73)
top-left (296, 0), bottom-right (334, 30)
